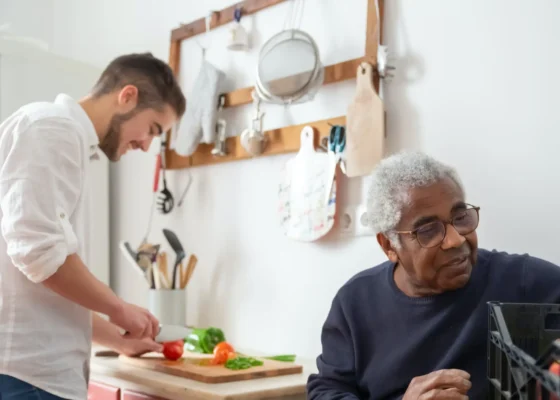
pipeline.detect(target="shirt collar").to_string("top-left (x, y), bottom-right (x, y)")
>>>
top-left (54, 94), bottom-right (100, 161)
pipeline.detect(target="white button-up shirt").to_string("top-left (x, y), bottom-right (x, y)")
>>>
top-left (0, 94), bottom-right (99, 400)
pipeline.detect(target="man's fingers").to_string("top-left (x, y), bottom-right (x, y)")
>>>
top-left (151, 314), bottom-right (160, 340)
top-left (148, 340), bottom-right (164, 353)
top-left (144, 320), bottom-right (154, 340)
top-left (419, 388), bottom-right (468, 400)
top-left (426, 370), bottom-right (471, 393)
top-left (444, 369), bottom-right (470, 380)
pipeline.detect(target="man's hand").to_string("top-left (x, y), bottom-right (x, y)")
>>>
top-left (403, 369), bottom-right (471, 400)
top-left (92, 313), bottom-right (162, 357)
top-left (109, 302), bottom-right (160, 340)
top-left (118, 336), bottom-right (163, 357)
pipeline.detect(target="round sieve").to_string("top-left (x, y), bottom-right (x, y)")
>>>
top-left (255, 29), bottom-right (324, 105)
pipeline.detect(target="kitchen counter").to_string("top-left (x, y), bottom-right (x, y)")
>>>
top-left (90, 347), bottom-right (317, 400)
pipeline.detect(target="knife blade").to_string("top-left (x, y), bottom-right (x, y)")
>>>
top-left (155, 324), bottom-right (192, 343)
top-left (124, 324), bottom-right (192, 343)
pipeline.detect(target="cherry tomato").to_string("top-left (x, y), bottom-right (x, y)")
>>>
top-left (208, 342), bottom-right (235, 365)
top-left (163, 341), bottom-right (184, 361)
top-left (213, 342), bottom-right (235, 355)
top-left (210, 348), bottom-right (229, 365)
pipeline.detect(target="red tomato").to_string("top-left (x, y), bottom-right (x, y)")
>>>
top-left (213, 342), bottom-right (235, 355)
top-left (210, 348), bottom-right (229, 365)
top-left (162, 341), bottom-right (184, 361)
top-left (209, 342), bottom-right (235, 365)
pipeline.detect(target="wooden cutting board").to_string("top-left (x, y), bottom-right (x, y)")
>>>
top-left (345, 62), bottom-right (385, 178)
top-left (118, 353), bottom-right (303, 384)
top-left (278, 126), bottom-right (336, 242)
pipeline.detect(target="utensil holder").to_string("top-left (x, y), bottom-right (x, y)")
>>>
top-left (148, 289), bottom-right (186, 326)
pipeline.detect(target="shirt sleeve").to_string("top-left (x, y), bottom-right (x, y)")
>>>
top-left (307, 290), bottom-right (361, 400)
top-left (0, 116), bottom-right (83, 283)
top-left (521, 254), bottom-right (560, 304)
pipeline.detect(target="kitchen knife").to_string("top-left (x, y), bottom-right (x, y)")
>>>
top-left (124, 324), bottom-right (192, 343)
top-left (155, 324), bottom-right (192, 343)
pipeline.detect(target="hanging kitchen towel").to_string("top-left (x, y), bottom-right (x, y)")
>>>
top-left (174, 60), bottom-right (226, 157)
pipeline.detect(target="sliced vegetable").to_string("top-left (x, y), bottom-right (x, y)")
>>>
top-left (213, 342), bottom-right (235, 355)
top-left (184, 327), bottom-right (226, 354)
top-left (225, 357), bottom-right (264, 370)
top-left (208, 342), bottom-right (235, 365)
top-left (263, 354), bottom-right (297, 362)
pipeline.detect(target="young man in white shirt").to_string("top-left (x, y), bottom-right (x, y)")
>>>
top-left (0, 53), bottom-right (186, 399)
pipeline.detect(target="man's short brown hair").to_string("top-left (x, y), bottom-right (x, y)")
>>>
top-left (92, 52), bottom-right (186, 118)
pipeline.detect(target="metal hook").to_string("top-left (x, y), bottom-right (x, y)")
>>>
top-left (234, 7), bottom-right (242, 22)
top-left (217, 94), bottom-right (225, 109)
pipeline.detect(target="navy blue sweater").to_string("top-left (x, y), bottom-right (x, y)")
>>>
top-left (307, 249), bottom-right (560, 400)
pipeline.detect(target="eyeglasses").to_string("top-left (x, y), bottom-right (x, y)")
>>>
top-left (393, 204), bottom-right (480, 248)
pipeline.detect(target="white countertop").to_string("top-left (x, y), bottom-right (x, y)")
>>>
top-left (90, 346), bottom-right (318, 400)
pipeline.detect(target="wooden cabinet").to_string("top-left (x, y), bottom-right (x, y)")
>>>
top-left (122, 389), bottom-right (167, 400)
top-left (87, 381), bottom-right (120, 400)
top-left (87, 383), bottom-right (167, 400)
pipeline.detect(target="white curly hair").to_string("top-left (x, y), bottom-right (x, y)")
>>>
top-left (367, 151), bottom-right (464, 247)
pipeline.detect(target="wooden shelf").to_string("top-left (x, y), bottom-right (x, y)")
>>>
top-left (171, 0), bottom-right (288, 42)
top-left (165, 0), bottom-right (384, 170)
top-left (165, 116), bottom-right (346, 169)
top-left (223, 57), bottom-right (367, 108)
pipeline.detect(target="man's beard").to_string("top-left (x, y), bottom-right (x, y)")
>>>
top-left (99, 111), bottom-right (136, 161)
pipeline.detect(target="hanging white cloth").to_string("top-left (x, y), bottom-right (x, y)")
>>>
top-left (173, 60), bottom-right (225, 157)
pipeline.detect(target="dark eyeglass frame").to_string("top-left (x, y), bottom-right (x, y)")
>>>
top-left (392, 204), bottom-right (481, 248)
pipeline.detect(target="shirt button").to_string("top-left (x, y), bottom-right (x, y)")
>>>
top-left (60, 212), bottom-right (65, 219)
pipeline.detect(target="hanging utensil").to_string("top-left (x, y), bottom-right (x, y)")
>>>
top-left (211, 95), bottom-right (227, 156)
top-left (278, 126), bottom-right (336, 242)
top-left (157, 141), bottom-right (174, 214)
top-left (255, 29), bottom-right (323, 105)
top-left (227, 8), bottom-right (249, 51)
top-left (345, 62), bottom-right (385, 178)
top-left (324, 125), bottom-right (346, 204)
top-left (377, 44), bottom-right (396, 82)
top-left (240, 91), bottom-right (267, 156)
top-left (162, 228), bottom-right (186, 289)
top-left (254, 1), bottom-right (324, 105)
top-left (140, 153), bottom-right (161, 244)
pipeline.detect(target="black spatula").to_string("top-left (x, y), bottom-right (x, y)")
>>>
top-left (162, 228), bottom-right (186, 289)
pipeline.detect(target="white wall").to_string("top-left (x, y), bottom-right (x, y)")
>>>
top-left (2, 0), bottom-right (560, 361)
top-left (0, 0), bottom-right (53, 47)
top-left (0, 15), bottom-right (110, 285)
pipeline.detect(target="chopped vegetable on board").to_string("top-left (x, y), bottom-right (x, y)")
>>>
top-left (263, 354), bottom-right (297, 362)
top-left (184, 327), bottom-right (226, 354)
top-left (210, 341), bottom-right (236, 365)
top-left (225, 357), bottom-right (264, 370)
top-left (184, 328), bottom-right (297, 370)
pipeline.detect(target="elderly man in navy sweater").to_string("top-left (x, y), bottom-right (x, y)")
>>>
top-left (307, 151), bottom-right (560, 400)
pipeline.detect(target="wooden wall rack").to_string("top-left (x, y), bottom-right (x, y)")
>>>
top-left (165, 0), bottom-right (384, 170)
